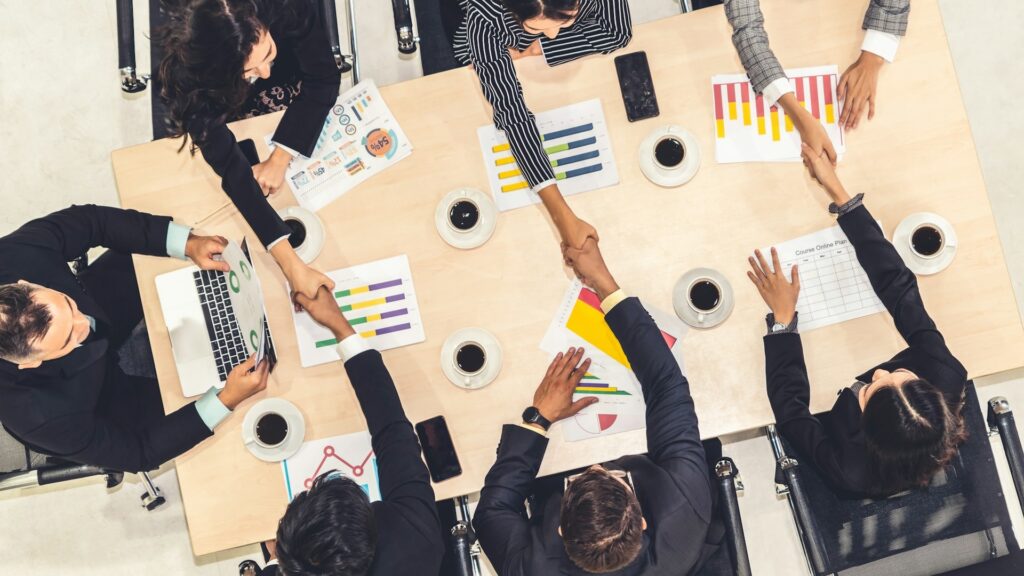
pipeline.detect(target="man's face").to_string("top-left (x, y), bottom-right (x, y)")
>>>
top-left (16, 281), bottom-right (91, 369)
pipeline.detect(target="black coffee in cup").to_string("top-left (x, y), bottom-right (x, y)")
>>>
top-left (654, 137), bottom-right (685, 168)
top-left (256, 412), bottom-right (289, 447)
top-left (285, 218), bottom-right (307, 249)
top-left (449, 200), bottom-right (480, 231)
top-left (911, 225), bottom-right (943, 257)
top-left (689, 280), bottom-right (721, 312)
top-left (456, 343), bottom-right (486, 374)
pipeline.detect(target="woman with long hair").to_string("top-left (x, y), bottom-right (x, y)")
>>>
top-left (748, 143), bottom-right (967, 497)
top-left (156, 0), bottom-right (338, 297)
top-left (451, 0), bottom-right (633, 250)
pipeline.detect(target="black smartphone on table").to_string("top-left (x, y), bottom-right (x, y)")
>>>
top-left (238, 138), bottom-right (261, 166)
top-left (614, 51), bottom-right (660, 122)
top-left (415, 415), bottom-right (463, 483)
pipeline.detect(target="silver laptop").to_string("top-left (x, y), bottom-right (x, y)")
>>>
top-left (155, 246), bottom-right (276, 398)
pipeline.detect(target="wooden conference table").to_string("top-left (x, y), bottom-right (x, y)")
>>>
top-left (111, 0), bottom-right (1024, 556)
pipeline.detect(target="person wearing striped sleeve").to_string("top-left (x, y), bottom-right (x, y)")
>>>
top-left (451, 0), bottom-right (633, 249)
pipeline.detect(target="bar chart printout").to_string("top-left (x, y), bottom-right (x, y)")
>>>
top-left (477, 99), bottom-right (620, 212)
top-left (541, 281), bottom-right (687, 441)
top-left (761, 224), bottom-right (885, 331)
top-left (290, 255), bottom-right (425, 367)
top-left (713, 65), bottom-right (846, 163)
top-left (282, 431), bottom-right (381, 502)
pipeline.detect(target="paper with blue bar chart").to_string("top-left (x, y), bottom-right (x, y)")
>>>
top-left (282, 431), bottom-right (380, 503)
top-left (289, 255), bottom-right (425, 367)
top-left (271, 79), bottom-right (413, 212)
top-left (477, 99), bottom-right (620, 212)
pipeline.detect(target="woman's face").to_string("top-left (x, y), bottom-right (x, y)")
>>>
top-left (521, 10), bottom-right (579, 40)
top-left (859, 368), bottom-right (920, 409)
top-left (243, 28), bottom-right (277, 83)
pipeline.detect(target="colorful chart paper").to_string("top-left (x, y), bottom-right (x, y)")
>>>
top-left (271, 79), bottom-right (413, 212)
top-left (290, 255), bottom-right (425, 367)
top-left (477, 99), bottom-right (620, 212)
top-left (712, 65), bottom-right (846, 163)
top-left (282, 431), bottom-right (381, 502)
top-left (563, 360), bottom-right (647, 442)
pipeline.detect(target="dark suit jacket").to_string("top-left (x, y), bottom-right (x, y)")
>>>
top-left (473, 297), bottom-right (718, 576)
top-left (266, 350), bottom-right (445, 576)
top-left (191, 0), bottom-right (340, 248)
top-left (764, 203), bottom-right (968, 495)
top-left (0, 205), bottom-right (214, 473)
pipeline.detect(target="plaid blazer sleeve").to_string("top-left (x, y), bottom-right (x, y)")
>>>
top-left (863, 0), bottom-right (911, 36)
top-left (723, 0), bottom-right (786, 93)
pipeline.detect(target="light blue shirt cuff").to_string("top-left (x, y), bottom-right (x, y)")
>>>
top-left (166, 222), bottom-right (192, 260)
top-left (195, 386), bottom-right (232, 431)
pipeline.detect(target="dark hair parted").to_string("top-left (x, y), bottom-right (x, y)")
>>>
top-left (559, 469), bottom-right (644, 573)
top-left (862, 378), bottom-right (967, 496)
top-left (276, 471), bottom-right (377, 576)
top-left (0, 284), bottom-right (52, 362)
top-left (502, 0), bottom-right (580, 23)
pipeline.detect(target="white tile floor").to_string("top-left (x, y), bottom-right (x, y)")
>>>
top-left (1, 1), bottom-right (1023, 574)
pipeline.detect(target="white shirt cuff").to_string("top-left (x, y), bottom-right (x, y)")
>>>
top-left (265, 235), bottom-right (291, 251)
top-left (195, 386), bottom-right (232, 431)
top-left (599, 289), bottom-right (628, 314)
top-left (532, 178), bottom-right (557, 194)
top-left (165, 222), bottom-right (192, 260)
top-left (761, 77), bottom-right (795, 108)
top-left (515, 422), bottom-right (548, 437)
top-left (269, 141), bottom-right (302, 160)
top-left (861, 29), bottom-right (900, 63)
top-left (337, 333), bottom-right (372, 363)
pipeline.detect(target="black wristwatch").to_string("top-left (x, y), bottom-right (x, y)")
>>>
top-left (522, 406), bottom-right (552, 431)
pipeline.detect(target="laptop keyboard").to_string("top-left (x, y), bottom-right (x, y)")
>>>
top-left (193, 270), bottom-right (275, 382)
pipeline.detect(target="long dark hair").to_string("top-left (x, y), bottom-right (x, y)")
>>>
top-left (502, 0), bottom-right (580, 23)
top-left (862, 379), bottom-right (967, 496)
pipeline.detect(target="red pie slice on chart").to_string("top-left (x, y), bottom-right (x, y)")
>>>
top-left (598, 414), bottom-right (618, 431)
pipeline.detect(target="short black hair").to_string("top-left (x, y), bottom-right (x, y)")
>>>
top-left (0, 284), bottom-right (52, 362)
top-left (502, 0), bottom-right (580, 23)
top-left (275, 471), bottom-right (378, 576)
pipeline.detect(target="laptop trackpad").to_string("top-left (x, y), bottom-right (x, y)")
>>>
top-left (169, 317), bottom-right (213, 361)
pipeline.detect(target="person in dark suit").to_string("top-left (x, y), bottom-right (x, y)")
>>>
top-left (746, 143), bottom-right (968, 497)
top-left (156, 0), bottom-right (338, 300)
top-left (473, 239), bottom-right (720, 575)
top-left (255, 285), bottom-right (444, 576)
top-left (0, 205), bottom-right (270, 473)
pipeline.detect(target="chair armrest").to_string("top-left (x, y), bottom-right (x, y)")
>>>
top-left (116, 0), bottom-right (148, 93)
top-left (715, 457), bottom-right (753, 576)
top-left (37, 463), bottom-right (113, 486)
top-left (988, 397), bottom-right (1024, 519)
top-left (768, 425), bottom-right (832, 575)
top-left (450, 521), bottom-right (475, 576)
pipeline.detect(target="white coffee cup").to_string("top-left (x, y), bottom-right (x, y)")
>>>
top-left (244, 411), bottom-right (290, 449)
top-left (687, 278), bottom-right (723, 323)
top-left (910, 224), bottom-right (945, 260)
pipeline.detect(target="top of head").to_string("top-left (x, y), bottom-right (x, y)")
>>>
top-left (560, 468), bottom-right (645, 573)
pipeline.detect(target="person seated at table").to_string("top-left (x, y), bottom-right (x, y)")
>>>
top-left (0, 205), bottom-right (270, 473)
top-left (724, 0), bottom-right (910, 158)
top-left (255, 286), bottom-right (444, 576)
top-left (746, 143), bottom-right (967, 497)
top-left (156, 0), bottom-right (337, 299)
top-left (473, 239), bottom-right (721, 575)
top-left (450, 0), bottom-right (633, 250)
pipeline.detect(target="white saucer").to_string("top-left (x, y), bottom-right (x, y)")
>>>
top-left (435, 188), bottom-right (498, 250)
top-left (639, 126), bottom-right (701, 188)
top-left (893, 212), bottom-right (957, 276)
top-left (277, 206), bottom-right (325, 264)
top-left (242, 397), bottom-right (306, 462)
top-left (441, 328), bottom-right (503, 390)
top-left (673, 268), bottom-right (734, 329)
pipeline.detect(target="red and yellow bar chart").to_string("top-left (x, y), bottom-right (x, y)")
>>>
top-left (712, 65), bottom-right (845, 163)
top-left (291, 255), bottom-right (425, 367)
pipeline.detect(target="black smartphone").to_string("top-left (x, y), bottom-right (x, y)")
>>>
top-left (614, 51), bottom-right (659, 122)
top-left (238, 138), bottom-right (261, 166)
top-left (415, 416), bottom-right (462, 483)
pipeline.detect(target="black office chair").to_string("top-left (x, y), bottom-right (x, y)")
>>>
top-left (768, 382), bottom-right (1019, 576)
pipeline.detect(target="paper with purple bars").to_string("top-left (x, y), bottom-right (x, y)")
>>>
top-left (289, 255), bottom-right (425, 367)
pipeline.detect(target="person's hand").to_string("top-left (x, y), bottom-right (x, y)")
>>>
top-left (508, 40), bottom-right (542, 61)
top-left (560, 216), bottom-right (599, 251)
top-left (251, 147), bottom-right (293, 196)
top-left (532, 347), bottom-right (597, 423)
top-left (185, 233), bottom-right (230, 272)
top-left (801, 143), bottom-right (851, 205)
top-left (791, 107), bottom-right (837, 166)
top-left (293, 285), bottom-right (352, 338)
top-left (285, 263), bottom-right (335, 301)
top-left (563, 238), bottom-right (619, 300)
top-left (219, 355), bottom-right (270, 410)
top-left (838, 51), bottom-right (884, 130)
top-left (264, 540), bottom-right (277, 561)
top-left (747, 248), bottom-right (800, 325)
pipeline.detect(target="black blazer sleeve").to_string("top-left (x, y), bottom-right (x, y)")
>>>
top-left (22, 403), bottom-right (212, 473)
top-left (344, 351), bottom-right (445, 569)
top-left (473, 424), bottom-right (548, 576)
top-left (838, 204), bottom-right (967, 388)
top-left (194, 121), bottom-right (292, 249)
top-left (270, 6), bottom-right (340, 157)
top-left (3, 205), bottom-right (172, 261)
top-left (604, 297), bottom-right (712, 519)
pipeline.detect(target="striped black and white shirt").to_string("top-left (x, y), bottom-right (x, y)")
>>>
top-left (453, 0), bottom-right (632, 190)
